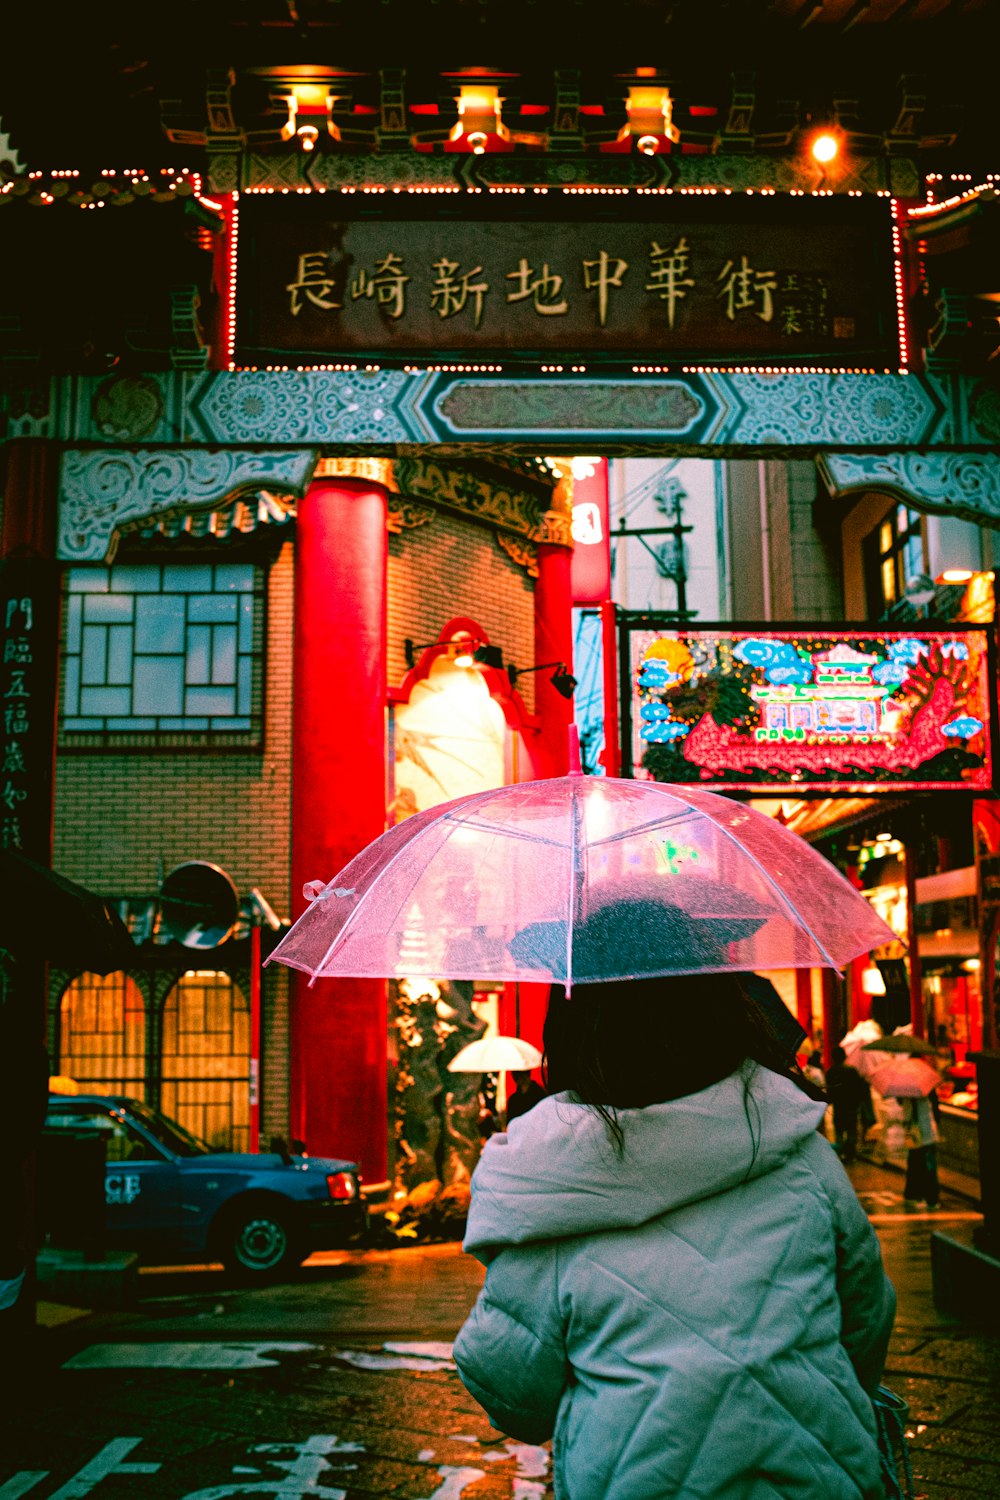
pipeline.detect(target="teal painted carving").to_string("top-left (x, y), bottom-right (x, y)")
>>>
top-left (819, 451), bottom-right (1000, 529)
top-left (92, 375), bottom-right (166, 441)
top-left (189, 369), bottom-right (421, 444)
top-left (14, 369), bottom-right (1000, 452)
top-left (705, 372), bottom-right (944, 448)
top-left (58, 448), bottom-right (318, 562)
top-left (435, 379), bottom-right (705, 436)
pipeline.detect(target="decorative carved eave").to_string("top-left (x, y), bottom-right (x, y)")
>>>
top-left (314, 451), bottom-right (567, 549)
top-left (235, 150), bottom-right (916, 198)
top-left (57, 448), bottom-right (318, 563)
top-left (905, 187), bottom-right (1000, 247)
top-left (389, 454), bottom-right (570, 549)
top-left (818, 450), bottom-right (1000, 530)
top-left (0, 169), bottom-right (213, 213)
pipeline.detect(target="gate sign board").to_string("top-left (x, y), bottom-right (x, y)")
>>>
top-left (234, 197), bottom-right (898, 369)
top-left (622, 624), bottom-right (995, 792)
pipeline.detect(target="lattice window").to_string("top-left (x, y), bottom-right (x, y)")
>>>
top-left (160, 971), bottom-right (250, 1152)
top-left (60, 561), bottom-right (263, 747)
top-left (57, 972), bottom-right (147, 1099)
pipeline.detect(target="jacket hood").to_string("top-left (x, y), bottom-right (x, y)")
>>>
top-left (465, 1064), bottom-right (825, 1261)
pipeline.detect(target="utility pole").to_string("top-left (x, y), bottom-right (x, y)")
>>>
top-left (614, 487), bottom-right (696, 622)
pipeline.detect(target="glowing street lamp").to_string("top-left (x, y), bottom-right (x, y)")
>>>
top-left (811, 132), bottom-right (840, 165)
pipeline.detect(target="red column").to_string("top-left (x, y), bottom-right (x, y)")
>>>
top-left (820, 969), bottom-right (839, 1068)
top-left (531, 542), bottom-right (574, 779)
top-left (794, 968), bottom-right (813, 1044)
top-left (290, 478), bottom-right (388, 1183)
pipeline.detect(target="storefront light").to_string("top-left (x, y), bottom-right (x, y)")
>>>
top-left (861, 966), bottom-right (886, 996)
top-left (617, 84), bottom-right (680, 152)
top-left (962, 958), bottom-right (981, 972)
top-left (450, 85), bottom-right (509, 153)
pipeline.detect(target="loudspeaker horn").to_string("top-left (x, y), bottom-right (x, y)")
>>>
top-left (160, 861), bottom-right (240, 950)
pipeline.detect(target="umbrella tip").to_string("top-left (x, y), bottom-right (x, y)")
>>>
top-left (567, 723), bottom-right (583, 776)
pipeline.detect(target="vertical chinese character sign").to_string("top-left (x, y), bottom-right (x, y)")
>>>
top-left (0, 558), bottom-right (60, 861)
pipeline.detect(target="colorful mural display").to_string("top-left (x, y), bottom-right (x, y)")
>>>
top-left (624, 626), bottom-right (995, 792)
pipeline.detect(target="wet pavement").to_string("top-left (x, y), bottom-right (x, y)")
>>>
top-left (1, 1155), bottom-right (998, 1500)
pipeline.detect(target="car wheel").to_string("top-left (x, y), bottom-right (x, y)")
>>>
top-left (221, 1205), bottom-right (299, 1277)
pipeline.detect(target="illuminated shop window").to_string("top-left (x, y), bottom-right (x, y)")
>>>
top-left (160, 971), bottom-right (250, 1152)
top-left (57, 972), bottom-right (147, 1099)
top-left (60, 562), bottom-right (263, 746)
top-left (863, 506), bottom-right (924, 618)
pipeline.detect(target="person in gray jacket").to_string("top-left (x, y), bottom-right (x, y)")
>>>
top-left (454, 974), bottom-right (895, 1500)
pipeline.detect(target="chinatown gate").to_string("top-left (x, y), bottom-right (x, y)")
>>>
top-left (4, 145), bottom-right (1000, 1188)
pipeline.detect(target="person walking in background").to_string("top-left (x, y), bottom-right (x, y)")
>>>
top-left (504, 1069), bottom-right (545, 1125)
top-left (803, 1047), bottom-right (826, 1090)
top-left (825, 1044), bottom-right (869, 1164)
top-left (455, 975), bottom-right (895, 1500)
top-left (901, 1092), bottom-right (940, 1211)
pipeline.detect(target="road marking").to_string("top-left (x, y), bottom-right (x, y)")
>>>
top-left (506, 1445), bottom-right (549, 1480)
top-left (176, 1436), bottom-right (360, 1500)
top-left (384, 1340), bottom-right (455, 1361)
top-left (0, 1476), bottom-right (48, 1499)
top-left (46, 1440), bottom-right (160, 1499)
top-left (332, 1349), bottom-right (454, 1372)
top-left (64, 1343), bottom-right (315, 1370)
top-left (425, 1469), bottom-right (486, 1499)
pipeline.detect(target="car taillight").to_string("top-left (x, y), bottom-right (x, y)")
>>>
top-left (326, 1172), bottom-right (357, 1201)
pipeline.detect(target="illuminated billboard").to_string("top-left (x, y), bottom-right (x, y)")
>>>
top-left (622, 624), bottom-right (995, 793)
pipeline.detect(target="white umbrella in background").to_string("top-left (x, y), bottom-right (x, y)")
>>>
top-left (448, 1036), bottom-right (543, 1073)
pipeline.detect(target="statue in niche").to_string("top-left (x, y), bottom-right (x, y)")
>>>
top-left (390, 975), bottom-right (486, 1200)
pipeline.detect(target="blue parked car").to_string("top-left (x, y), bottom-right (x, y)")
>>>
top-left (43, 1091), bottom-right (368, 1276)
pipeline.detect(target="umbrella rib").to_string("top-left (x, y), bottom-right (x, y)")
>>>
top-left (694, 811), bottom-right (842, 970)
top-left (302, 811), bottom-right (451, 985)
top-left (442, 813), bottom-right (571, 851)
top-left (588, 807), bottom-right (699, 851)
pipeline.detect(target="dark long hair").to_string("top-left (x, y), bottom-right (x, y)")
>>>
top-left (543, 973), bottom-right (818, 1155)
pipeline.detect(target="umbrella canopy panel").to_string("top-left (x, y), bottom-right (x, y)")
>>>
top-left (269, 775), bottom-right (894, 988)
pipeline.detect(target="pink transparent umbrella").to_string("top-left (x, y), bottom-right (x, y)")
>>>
top-left (266, 765), bottom-right (894, 989)
top-left (852, 1050), bottom-right (940, 1099)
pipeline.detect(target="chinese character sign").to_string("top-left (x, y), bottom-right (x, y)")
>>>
top-left (0, 559), bottom-right (60, 858)
top-left (623, 626), bottom-right (995, 792)
top-left (235, 198), bottom-right (896, 365)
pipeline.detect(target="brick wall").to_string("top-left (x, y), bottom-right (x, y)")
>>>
top-left (52, 540), bottom-right (294, 1138)
top-left (387, 509), bottom-right (536, 712)
top-left (50, 508), bottom-right (539, 1141)
top-left (54, 540), bottom-right (294, 898)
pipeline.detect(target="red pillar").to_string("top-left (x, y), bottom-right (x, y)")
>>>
top-left (531, 542), bottom-right (574, 779)
top-left (820, 969), bottom-right (839, 1069)
top-left (290, 478), bottom-right (388, 1183)
top-left (794, 968), bottom-right (813, 1045)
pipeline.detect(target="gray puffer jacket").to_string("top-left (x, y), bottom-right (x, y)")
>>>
top-left (454, 1065), bottom-right (895, 1500)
